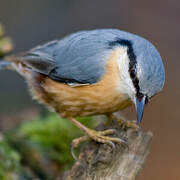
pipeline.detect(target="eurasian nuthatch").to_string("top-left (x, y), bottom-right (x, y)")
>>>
top-left (0, 29), bottom-right (165, 157)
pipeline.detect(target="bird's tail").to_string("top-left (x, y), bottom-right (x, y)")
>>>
top-left (0, 58), bottom-right (12, 70)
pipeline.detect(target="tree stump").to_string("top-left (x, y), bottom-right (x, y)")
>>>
top-left (65, 119), bottom-right (152, 180)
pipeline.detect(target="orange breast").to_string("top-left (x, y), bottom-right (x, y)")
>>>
top-left (29, 49), bottom-right (132, 118)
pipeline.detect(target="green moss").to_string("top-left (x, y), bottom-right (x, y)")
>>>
top-left (0, 135), bottom-right (21, 180)
top-left (18, 113), bottom-right (95, 168)
top-left (3, 113), bottom-right (96, 178)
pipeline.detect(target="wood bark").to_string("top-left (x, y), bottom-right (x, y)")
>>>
top-left (65, 119), bottom-right (153, 180)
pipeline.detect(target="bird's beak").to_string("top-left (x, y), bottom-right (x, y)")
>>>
top-left (135, 96), bottom-right (146, 125)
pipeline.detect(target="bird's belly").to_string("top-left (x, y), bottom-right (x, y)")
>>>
top-left (40, 78), bottom-right (131, 117)
top-left (58, 94), bottom-right (131, 117)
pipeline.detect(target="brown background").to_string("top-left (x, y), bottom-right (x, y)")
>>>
top-left (0, 0), bottom-right (179, 179)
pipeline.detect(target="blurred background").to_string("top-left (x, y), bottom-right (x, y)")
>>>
top-left (0, 0), bottom-right (179, 179)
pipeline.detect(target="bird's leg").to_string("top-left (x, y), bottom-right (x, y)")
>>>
top-left (106, 113), bottom-right (139, 130)
top-left (105, 113), bottom-right (114, 126)
top-left (68, 117), bottom-right (126, 159)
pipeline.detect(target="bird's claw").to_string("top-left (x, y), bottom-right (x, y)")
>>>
top-left (70, 135), bottom-right (89, 160)
top-left (118, 119), bottom-right (139, 131)
top-left (70, 128), bottom-right (126, 160)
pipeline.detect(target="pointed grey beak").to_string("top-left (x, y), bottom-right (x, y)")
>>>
top-left (135, 96), bottom-right (146, 125)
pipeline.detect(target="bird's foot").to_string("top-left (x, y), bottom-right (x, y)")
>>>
top-left (117, 119), bottom-right (139, 131)
top-left (106, 114), bottom-right (139, 131)
top-left (71, 129), bottom-right (126, 160)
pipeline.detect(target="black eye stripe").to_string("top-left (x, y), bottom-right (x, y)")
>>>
top-left (108, 38), bottom-right (141, 97)
top-left (130, 69), bottom-right (136, 78)
top-left (145, 96), bottom-right (149, 104)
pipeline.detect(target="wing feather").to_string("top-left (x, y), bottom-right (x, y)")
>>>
top-left (16, 29), bottom-right (130, 85)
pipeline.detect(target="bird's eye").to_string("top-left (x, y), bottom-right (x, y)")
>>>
top-left (137, 92), bottom-right (144, 101)
top-left (130, 69), bottom-right (136, 79)
top-left (145, 96), bottom-right (149, 104)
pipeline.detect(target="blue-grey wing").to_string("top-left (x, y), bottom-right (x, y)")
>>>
top-left (21, 30), bottom-right (114, 85)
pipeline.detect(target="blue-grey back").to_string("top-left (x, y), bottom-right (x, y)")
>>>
top-left (23, 29), bottom-right (164, 94)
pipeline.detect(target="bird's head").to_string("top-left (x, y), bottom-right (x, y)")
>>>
top-left (112, 36), bottom-right (165, 124)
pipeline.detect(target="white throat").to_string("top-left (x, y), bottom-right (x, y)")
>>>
top-left (116, 47), bottom-right (136, 100)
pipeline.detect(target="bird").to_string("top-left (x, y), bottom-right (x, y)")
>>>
top-left (0, 29), bottom-right (165, 158)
